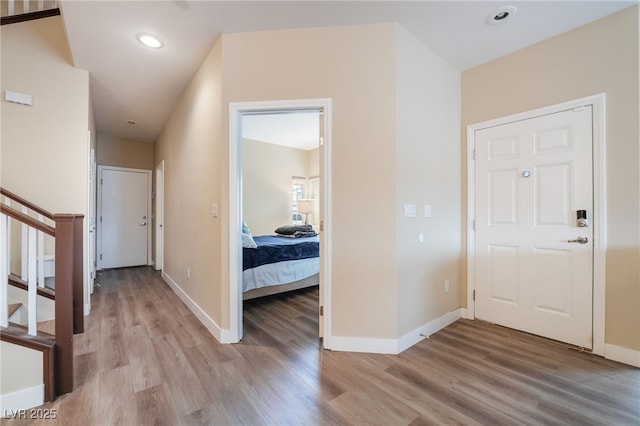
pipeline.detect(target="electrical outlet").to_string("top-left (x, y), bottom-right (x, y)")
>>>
top-left (444, 279), bottom-right (450, 292)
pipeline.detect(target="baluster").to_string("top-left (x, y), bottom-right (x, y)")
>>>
top-left (37, 214), bottom-right (45, 287)
top-left (38, 0), bottom-right (44, 12)
top-left (22, 0), bottom-right (29, 14)
top-left (4, 199), bottom-right (11, 277)
top-left (28, 226), bottom-right (37, 336)
top-left (8, 0), bottom-right (14, 16)
top-left (0, 213), bottom-right (8, 328)
top-left (21, 206), bottom-right (28, 281)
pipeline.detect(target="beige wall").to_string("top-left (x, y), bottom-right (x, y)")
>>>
top-left (395, 26), bottom-right (461, 336)
top-left (462, 6), bottom-right (640, 351)
top-left (1, 16), bottom-right (90, 294)
top-left (154, 39), bottom-right (224, 327)
top-left (0, 342), bottom-right (43, 395)
top-left (155, 22), bottom-right (464, 341)
top-left (156, 23), bottom-right (401, 336)
top-left (221, 24), bottom-right (399, 338)
top-left (97, 134), bottom-right (154, 170)
top-left (1, 16), bottom-right (89, 214)
top-left (1, 15), bottom-right (91, 395)
top-left (242, 139), bottom-right (311, 236)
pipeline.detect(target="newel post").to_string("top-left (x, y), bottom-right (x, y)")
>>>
top-left (52, 214), bottom-right (76, 395)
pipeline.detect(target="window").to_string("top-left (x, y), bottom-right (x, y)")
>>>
top-left (308, 176), bottom-right (320, 227)
top-left (292, 176), bottom-right (306, 224)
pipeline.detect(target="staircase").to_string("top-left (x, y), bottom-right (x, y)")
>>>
top-left (0, 187), bottom-right (83, 407)
top-left (1, 0), bottom-right (59, 25)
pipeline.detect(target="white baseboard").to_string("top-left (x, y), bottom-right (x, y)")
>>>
top-left (605, 343), bottom-right (640, 368)
top-left (161, 272), bottom-right (234, 344)
top-left (84, 303), bottom-right (91, 316)
top-left (397, 308), bottom-right (463, 353)
top-left (0, 385), bottom-right (44, 416)
top-left (328, 308), bottom-right (463, 355)
top-left (329, 335), bottom-right (399, 354)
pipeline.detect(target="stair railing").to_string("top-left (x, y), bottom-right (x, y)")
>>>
top-left (1, 0), bottom-right (60, 26)
top-left (0, 187), bottom-right (83, 395)
top-left (1, 188), bottom-right (55, 335)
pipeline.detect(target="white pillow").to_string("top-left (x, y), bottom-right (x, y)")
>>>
top-left (242, 232), bottom-right (257, 249)
top-left (242, 221), bottom-right (251, 234)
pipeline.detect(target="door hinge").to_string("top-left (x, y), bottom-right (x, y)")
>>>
top-left (472, 219), bottom-right (476, 231)
top-left (473, 149), bottom-right (476, 161)
top-left (100, 216), bottom-right (102, 223)
top-left (320, 221), bottom-right (324, 232)
top-left (473, 290), bottom-right (476, 301)
top-left (100, 178), bottom-right (103, 185)
top-left (100, 254), bottom-right (102, 260)
top-left (320, 305), bottom-right (324, 316)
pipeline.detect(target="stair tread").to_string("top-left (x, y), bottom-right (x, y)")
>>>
top-left (8, 303), bottom-right (22, 317)
top-left (37, 319), bottom-right (56, 335)
top-left (5, 322), bottom-right (55, 339)
top-left (1, 323), bottom-right (55, 344)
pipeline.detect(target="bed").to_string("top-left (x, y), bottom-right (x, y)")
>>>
top-left (242, 234), bottom-right (319, 300)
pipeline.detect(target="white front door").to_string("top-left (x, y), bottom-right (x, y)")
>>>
top-left (98, 167), bottom-right (151, 269)
top-left (474, 106), bottom-right (593, 349)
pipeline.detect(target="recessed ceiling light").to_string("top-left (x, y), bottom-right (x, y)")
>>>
top-left (486, 6), bottom-right (517, 26)
top-left (136, 32), bottom-right (164, 49)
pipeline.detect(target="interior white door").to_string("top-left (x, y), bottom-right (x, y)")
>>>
top-left (99, 168), bottom-right (150, 269)
top-left (474, 106), bottom-right (593, 349)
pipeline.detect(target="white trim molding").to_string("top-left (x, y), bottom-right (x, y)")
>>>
top-left (605, 344), bottom-right (640, 368)
top-left (330, 308), bottom-right (463, 355)
top-left (0, 385), bottom-right (44, 415)
top-left (229, 98), bottom-right (333, 347)
top-left (466, 94), bottom-right (606, 356)
top-left (162, 272), bottom-right (234, 344)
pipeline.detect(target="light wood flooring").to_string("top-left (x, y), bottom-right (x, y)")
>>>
top-left (5, 266), bottom-right (639, 425)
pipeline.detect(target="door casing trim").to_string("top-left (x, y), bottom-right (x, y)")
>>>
top-left (228, 98), bottom-right (332, 346)
top-left (465, 93), bottom-right (606, 356)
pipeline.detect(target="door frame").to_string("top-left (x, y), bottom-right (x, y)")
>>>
top-left (96, 165), bottom-right (153, 270)
top-left (465, 93), bottom-right (606, 356)
top-left (228, 98), bottom-right (333, 347)
top-left (154, 161), bottom-right (165, 271)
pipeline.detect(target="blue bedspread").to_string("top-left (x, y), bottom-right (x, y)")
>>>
top-left (243, 235), bottom-right (319, 270)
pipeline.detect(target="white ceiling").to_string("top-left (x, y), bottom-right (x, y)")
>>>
top-left (242, 111), bottom-right (321, 150)
top-left (59, 0), bottom-right (638, 145)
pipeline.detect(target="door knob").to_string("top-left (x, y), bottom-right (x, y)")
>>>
top-left (140, 222), bottom-right (147, 226)
top-left (568, 236), bottom-right (588, 244)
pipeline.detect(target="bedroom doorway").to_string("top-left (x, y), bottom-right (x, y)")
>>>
top-left (229, 99), bottom-right (332, 347)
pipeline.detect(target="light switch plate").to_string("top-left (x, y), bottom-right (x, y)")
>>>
top-left (404, 204), bottom-right (416, 217)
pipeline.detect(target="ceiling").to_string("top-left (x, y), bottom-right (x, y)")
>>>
top-left (59, 0), bottom-right (637, 145)
top-left (243, 111), bottom-right (321, 151)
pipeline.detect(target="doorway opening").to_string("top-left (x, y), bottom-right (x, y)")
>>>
top-left (228, 99), bottom-right (332, 347)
